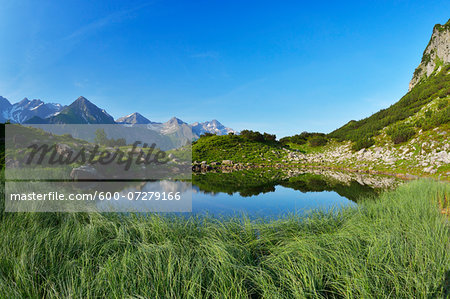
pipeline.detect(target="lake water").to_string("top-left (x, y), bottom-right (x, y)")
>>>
top-left (191, 185), bottom-right (355, 218)
top-left (96, 169), bottom-right (397, 218)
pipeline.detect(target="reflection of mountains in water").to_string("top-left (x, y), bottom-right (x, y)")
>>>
top-left (24, 124), bottom-right (191, 150)
top-left (192, 170), bottom-right (400, 202)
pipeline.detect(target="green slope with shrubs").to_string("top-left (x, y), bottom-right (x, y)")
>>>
top-left (192, 131), bottom-right (285, 164)
top-left (328, 62), bottom-right (450, 150)
top-left (192, 130), bottom-right (333, 163)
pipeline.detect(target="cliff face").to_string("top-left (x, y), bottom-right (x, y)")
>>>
top-left (409, 19), bottom-right (450, 91)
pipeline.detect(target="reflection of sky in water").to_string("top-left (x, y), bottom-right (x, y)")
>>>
top-left (97, 181), bottom-right (356, 218)
top-left (96, 181), bottom-right (193, 213)
top-left (192, 185), bottom-right (356, 218)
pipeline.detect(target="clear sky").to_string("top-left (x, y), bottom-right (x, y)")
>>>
top-left (1, 0), bottom-right (449, 137)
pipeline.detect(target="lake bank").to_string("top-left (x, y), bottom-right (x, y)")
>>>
top-left (191, 124), bottom-right (450, 181)
top-left (192, 161), bottom-right (426, 181)
top-left (1, 180), bottom-right (448, 298)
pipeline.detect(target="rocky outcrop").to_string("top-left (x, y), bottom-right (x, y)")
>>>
top-left (192, 126), bottom-right (449, 180)
top-left (70, 165), bottom-right (103, 180)
top-left (287, 127), bottom-right (449, 179)
top-left (409, 19), bottom-right (450, 91)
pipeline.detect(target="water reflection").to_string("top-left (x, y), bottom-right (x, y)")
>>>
top-left (96, 180), bottom-right (193, 213)
top-left (96, 169), bottom-right (400, 217)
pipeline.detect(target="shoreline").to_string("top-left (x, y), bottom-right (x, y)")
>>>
top-left (192, 162), bottom-right (450, 182)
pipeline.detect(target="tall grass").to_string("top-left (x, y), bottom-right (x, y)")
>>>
top-left (0, 180), bottom-right (448, 298)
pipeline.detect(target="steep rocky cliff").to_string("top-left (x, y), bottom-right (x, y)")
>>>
top-left (409, 19), bottom-right (450, 91)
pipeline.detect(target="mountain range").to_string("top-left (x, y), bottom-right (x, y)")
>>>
top-left (0, 97), bottom-right (64, 123)
top-left (0, 96), bottom-right (236, 138)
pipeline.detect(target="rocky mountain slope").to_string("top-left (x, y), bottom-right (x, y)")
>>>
top-left (193, 19), bottom-right (450, 180)
top-left (409, 19), bottom-right (450, 91)
top-left (40, 96), bottom-right (116, 124)
top-left (282, 20), bottom-right (450, 179)
top-left (0, 97), bottom-right (64, 123)
top-left (115, 112), bottom-right (153, 124)
top-left (191, 119), bottom-right (236, 136)
top-left (330, 19), bottom-right (449, 145)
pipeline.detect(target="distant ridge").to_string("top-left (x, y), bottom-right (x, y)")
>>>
top-left (191, 119), bottom-right (236, 136)
top-left (0, 96), bottom-right (64, 123)
top-left (0, 95), bottom-right (235, 138)
top-left (116, 112), bottom-right (154, 124)
top-left (25, 96), bottom-right (115, 124)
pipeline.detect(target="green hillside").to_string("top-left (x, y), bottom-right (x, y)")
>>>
top-left (328, 64), bottom-right (450, 145)
top-left (192, 134), bottom-right (284, 164)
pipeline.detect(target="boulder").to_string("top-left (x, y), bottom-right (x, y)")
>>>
top-left (423, 166), bottom-right (434, 173)
top-left (435, 151), bottom-right (449, 163)
top-left (70, 165), bottom-right (103, 180)
top-left (56, 144), bottom-right (73, 156)
top-left (5, 158), bottom-right (19, 168)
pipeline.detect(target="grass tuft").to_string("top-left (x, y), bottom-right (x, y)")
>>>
top-left (0, 180), bottom-right (449, 298)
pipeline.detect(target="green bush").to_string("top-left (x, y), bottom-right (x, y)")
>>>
top-left (263, 132), bottom-right (276, 142)
top-left (414, 117), bottom-right (432, 130)
top-left (240, 130), bottom-right (277, 143)
top-left (437, 98), bottom-right (448, 110)
top-left (192, 134), bottom-right (284, 163)
top-left (282, 132), bottom-right (327, 146)
top-left (387, 123), bottom-right (416, 144)
top-left (433, 106), bottom-right (450, 125)
top-left (308, 135), bottom-right (327, 147)
top-left (240, 130), bottom-right (265, 142)
top-left (414, 105), bottom-right (450, 130)
top-left (352, 137), bottom-right (375, 151)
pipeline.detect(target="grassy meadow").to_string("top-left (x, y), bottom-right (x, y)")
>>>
top-left (0, 180), bottom-right (449, 298)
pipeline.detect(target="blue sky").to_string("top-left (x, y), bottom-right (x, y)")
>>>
top-left (1, 0), bottom-right (449, 137)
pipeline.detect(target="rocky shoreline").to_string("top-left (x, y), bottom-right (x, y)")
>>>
top-left (192, 161), bottom-right (401, 189)
top-left (192, 160), bottom-right (419, 180)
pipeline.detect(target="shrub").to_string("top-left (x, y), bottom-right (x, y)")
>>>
top-left (386, 124), bottom-right (415, 144)
top-left (432, 106), bottom-right (450, 126)
top-left (279, 137), bottom-right (292, 145)
top-left (308, 135), bottom-right (327, 147)
top-left (109, 138), bottom-right (126, 147)
top-left (284, 135), bottom-right (307, 145)
top-left (263, 132), bottom-right (276, 142)
top-left (94, 129), bottom-right (108, 144)
top-left (415, 106), bottom-right (450, 130)
top-left (352, 137), bottom-right (375, 151)
top-left (241, 130), bottom-right (277, 143)
top-left (282, 132), bottom-right (326, 146)
top-left (437, 98), bottom-right (448, 110)
top-left (240, 130), bottom-right (265, 142)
